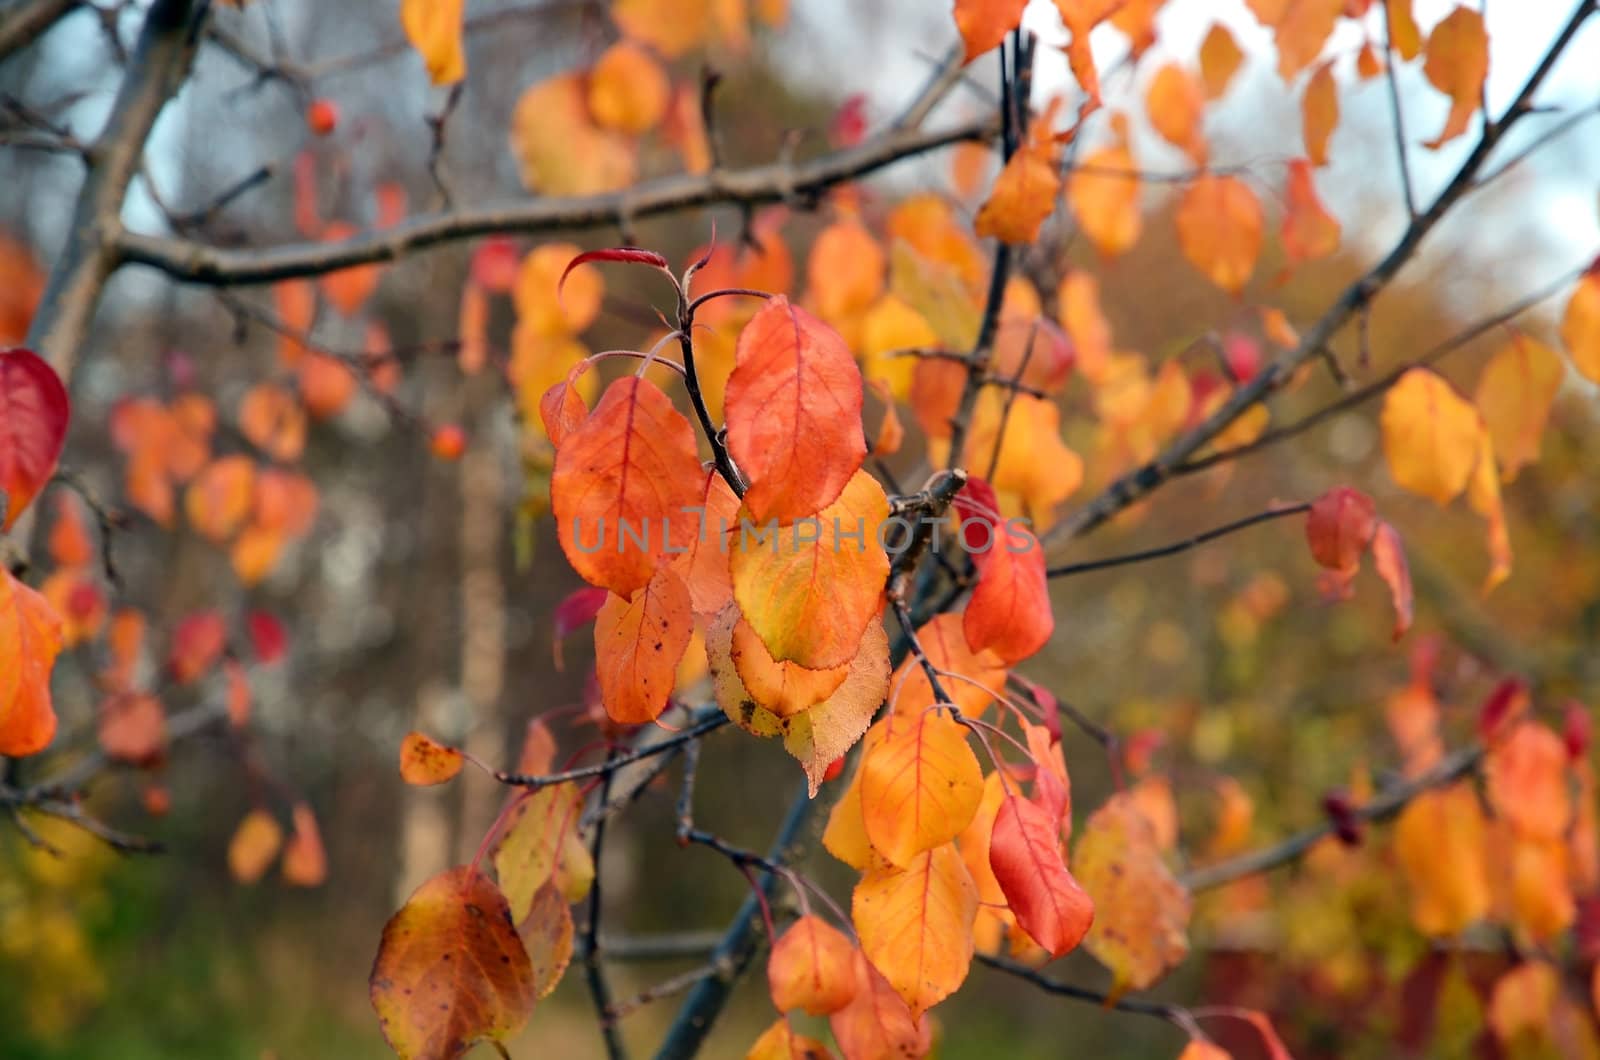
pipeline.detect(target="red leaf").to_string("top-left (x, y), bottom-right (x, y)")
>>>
top-left (1477, 678), bottom-right (1530, 745)
top-left (1565, 700), bottom-right (1591, 761)
top-left (247, 610), bottom-right (288, 664)
top-left (0, 348), bottom-right (70, 531)
top-left (953, 477), bottom-right (1053, 663)
top-left (167, 610), bottom-right (227, 684)
top-left (990, 793), bottom-right (1094, 958)
top-left (1371, 520), bottom-right (1413, 641)
top-left (559, 247), bottom-right (671, 305)
top-left (1305, 487), bottom-right (1377, 574)
top-left (552, 586), bottom-right (608, 670)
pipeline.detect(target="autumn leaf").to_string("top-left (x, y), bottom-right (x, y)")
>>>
top-left (730, 469), bottom-right (889, 670)
top-left (808, 221), bottom-right (885, 324)
top-left (1067, 143), bottom-right (1142, 257)
top-left (1074, 793), bottom-right (1191, 991)
top-left (1281, 158), bottom-right (1340, 264)
top-left (239, 383), bottom-right (306, 463)
top-left (669, 468), bottom-right (741, 616)
top-left (725, 296), bottom-right (867, 523)
top-left (1422, 7), bottom-right (1489, 149)
top-left (587, 41), bottom-right (670, 134)
top-left (953, 0), bottom-right (1026, 65)
top-left (1395, 781), bottom-right (1490, 936)
top-left (0, 347), bottom-right (70, 530)
top-left (1466, 428), bottom-right (1512, 592)
top-left (860, 710), bottom-right (984, 867)
top-left (184, 456), bottom-right (256, 544)
top-left (400, 732), bottom-right (465, 786)
top-left (0, 568), bottom-right (61, 757)
top-left (98, 692), bottom-right (165, 764)
top-left (400, 0), bottom-right (465, 84)
top-left (1381, 368), bottom-right (1480, 505)
top-left (1179, 1042), bottom-right (1232, 1060)
top-left (1145, 63), bottom-right (1206, 160)
top-left (890, 612), bottom-right (1007, 719)
top-left (521, 881), bottom-right (574, 1000)
top-left (953, 477), bottom-right (1053, 663)
top-left (1176, 174), bottom-right (1262, 294)
top-left (282, 802), bottom-right (328, 887)
top-left (768, 914), bottom-right (858, 1015)
top-left (1560, 268), bottom-right (1600, 383)
top-left (1371, 521), bottom-right (1414, 640)
top-left (746, 1018), bottom-right (837, 1060)
top-left (166, 609), bottom-right (227, 685)
top-left (828, 951), bottom-right (931, 1060)
top-left (1302, 61), bottom-right (1338, 165)
top-left (824, 753), bottom-right (884, 871)
top-left (1305, 486), bottom-right (1377, 577)
top-left (552, 375), bottom-right (705, 597)
top-left (1475, 334), bottom-right (1564, 482)
top-left (612, 0), bottom-right (711, 57)
top-left (990, 793), bottom-right (1094, 958)
top-left (1487, 721), bottom-right (1571, 841)
top-left (510, 75), bottom-right (636, 195)
top-left (1487, 961), bottom-right (1558, 1047)
top-left (228, 809), bottom-right (283, 884)
top-left (1388, 0), bottom-right (1422, 60)
top-left (974, 144), bottom-right (1061, 244)
top-left (729, 614), bottom-right (851, 718)
top-left (493, 782), bottom-right (595, 917)
top-left (853, 842), bottom-right (978, 1017)
top-left (593, 564), bottom-right (694, 726)
top-left (370, 867), bottom-right (536, 1060)
top-left (1199, 23), bottom-right (1244, 99)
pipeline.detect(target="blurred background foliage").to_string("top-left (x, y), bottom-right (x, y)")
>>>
top-left (0, 0), bottom-right (1597, 1057)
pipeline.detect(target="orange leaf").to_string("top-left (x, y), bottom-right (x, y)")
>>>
top-left (768, 914), bottom-right (858, 1015)
top-left (518, 243), bottom-right (605, 338)
top-left (1421, 7), bottom-right (1489, 149)
top-left (824, 753), bottom-right (884, 871)
top-left (1176, 174), bottom-right (1262, 294)
top-left (98, 692), bottom-right (165, 764)
top-left (1475, 333), bottom-right (1564, 482)
top-left (370, 867), bottom-right (536, 1060)
top-left (552, 375), bottom-right (705, 597)
top-left (828, 950), bottom-right (931, 1060)
top-left (400, 731), bottom-right (465, 786)
top-left (1466, 427), bottom-right (1512, 592)
top-left (954, 478), bottom-right (1053, 663)
top-left (1395, 781), bottom-right (1490, 935)
top-left (539, 373), bottom-right (590, 448)
top-left (1179, 1042), bottom-right (1233, 1060)
top-left (1388, 0), bottom-right (1422, 60)
top-left (726, 296), bottom-right (866, 522)
top-left (493, 782), bottom-right (595, 916)
top-left (667, 467), bottom-right (740, 617)
top-left (1487, 721), bottom-right (1571, 841)
top-left (1199, 23), bottom-right (1245, 99)
top-left (184, 455), bottom-right (256, 544)
top-left (319, 222), bottom-right (381, 316)
top-left (1145, 63), bottom-right (1206, 160)
top-left (594, 564), bottom-right (694, 726)
top-left (586, 41), bottom-right (670, 134)
top-left (860, 711), bottom-right (984, 867)
top-left (1305, 486), bottom-right (1376, 576)
top-left (974, 145), bottom-right (1061, 244)
top-left (0, 568), bottom-right (61, 757)
top-left (1380, 367), bottom-right (1480, 505)
top-left (730, 614), bottom-right (850, 718)
top-left (1269, 0), bottom-right (1340, 81)
top-left (228, 809), bottom-right (283, 884)
top-left (1560, 269), bottom-right (1600, 383)
top-left (613, 0), bottom-right (711, 57)
top-left (400, 0), bottom-right (466, 84)
top-left (239, 383), bottom-right (306, 463)
top-left (298, 352), bottom-right (357, 419)
top-left (1487, 962), bottom-right (1558, 1046)
top-left (282, 802), bottom-right (328, 887)
top-left (730, 469), bottom-right (888, 670)
top-left (1281, 159), bottom-right (1340, 266)
top-left (1371, 520), bottom-right (1414, 640)
top-left (746, 1018), bottom-right (838, 1060)
top-left (889, 612), bottom-right (1007, 719)
top-left (1074, 793), bottom-right (1191, 991)
top-left (852, 843), bottom-right (978, 1017)
top-left (1066, 144), bottom-right (1142, 257)
top-left (521, 881), bottom-right (575, 1000)
top-left (0, 348), bottom-right (69, 531)
top-left (47, 493), bottom-right (93, 569)
top-left (990, 793), bottom-right (1094, 958)
top-left (510, 75), bottom-right (636, 196)
top-left (167, 609), bottom-right (226, 685)
top-left (1302, 61), bottom-right (1338, 165)
top-left (953, 0), bottom-right (1026, 65)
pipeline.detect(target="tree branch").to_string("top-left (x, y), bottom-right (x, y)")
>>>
top-left (25, 0), bottom-right (209, 378)
top-left (114, 118), bottom-right (995, 286)
top-left (1044, 0), bottom-right (1596, 550)
top-left (0, 0), bottom-right (81, 63)
top-left (1047, 502), bottom-right (1310, 578)
top-left (1182, 744), bottom-right (1484, 892)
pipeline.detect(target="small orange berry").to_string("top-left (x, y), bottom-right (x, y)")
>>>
top-left (307, 99), bottom-right (339, 136)
top-left (430, 424), bottom-right (467, 461)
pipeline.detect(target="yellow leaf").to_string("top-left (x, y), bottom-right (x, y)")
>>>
top-left (1067, 144), bottom-right (1142, 257)
top-left (860, 711), bottom-right (984, 867)
top-left (1475, 334), bottom-right (1564, 481)
top-left (494, 783), bottom-right (595, 916)
top-left (1302, 61), bottom-right (1338, 166)
top-left (587, 41), bottom-right (670, 134)
top-left (953, 0), bottom-right (1026, 65)
top-left (1199, 23), bottom-right (1244, 100)
top-left (1466, 427), bottom-right (1512, 593)
top-left (1560, 269), bottom-right (1600, 383)
top-left (1395, 782), bottom-right (1490, 936)
top-left (614, 0), bottom-right (711, 57)
top-left (400, 0), bottom-right (465, 84)
top-left (1281, 158), bottom-right (1340, 264)
top-left (1380, 367), bottom-right (1481, 505)
top-left (852, 843), bottom-right (978, 1017)
top-left (228, 809), bottom-right (282, 884)
top-left (1145, 63), bottom-right (1206, 160)
top-left (510, 75), bottom-right (636, 195)
top-left (1074, 793), bottom-right (1190, 991)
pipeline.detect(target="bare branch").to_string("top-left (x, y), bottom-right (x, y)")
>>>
top-left (581, 748), bottom-right (629, 1060)
top-left (1381, 0), bottom-right (1419, 219)
top-left (26, 0), bottom-right (209, 379)
top-left (1046, 502), bottom-right (1311, 578)
top-left (496, 713), bottom-right (728, 789)
top-left (0, 0), bottom-right (81, 63)
top-left (115, 118), bottom-right (996, 285)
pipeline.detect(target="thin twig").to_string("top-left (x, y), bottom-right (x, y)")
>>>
top-left (1046, 502), bottom-right (1311, 578)
top-left (1381, 0), bottom-right (1419, 220)
top-left (497, 714), bottom-right (728, 788)
top-left (581, 748), bottom-right (628, 1060)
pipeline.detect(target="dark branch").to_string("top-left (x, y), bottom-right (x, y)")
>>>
top-left (1047, 502), bottom-right (1311, 578)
